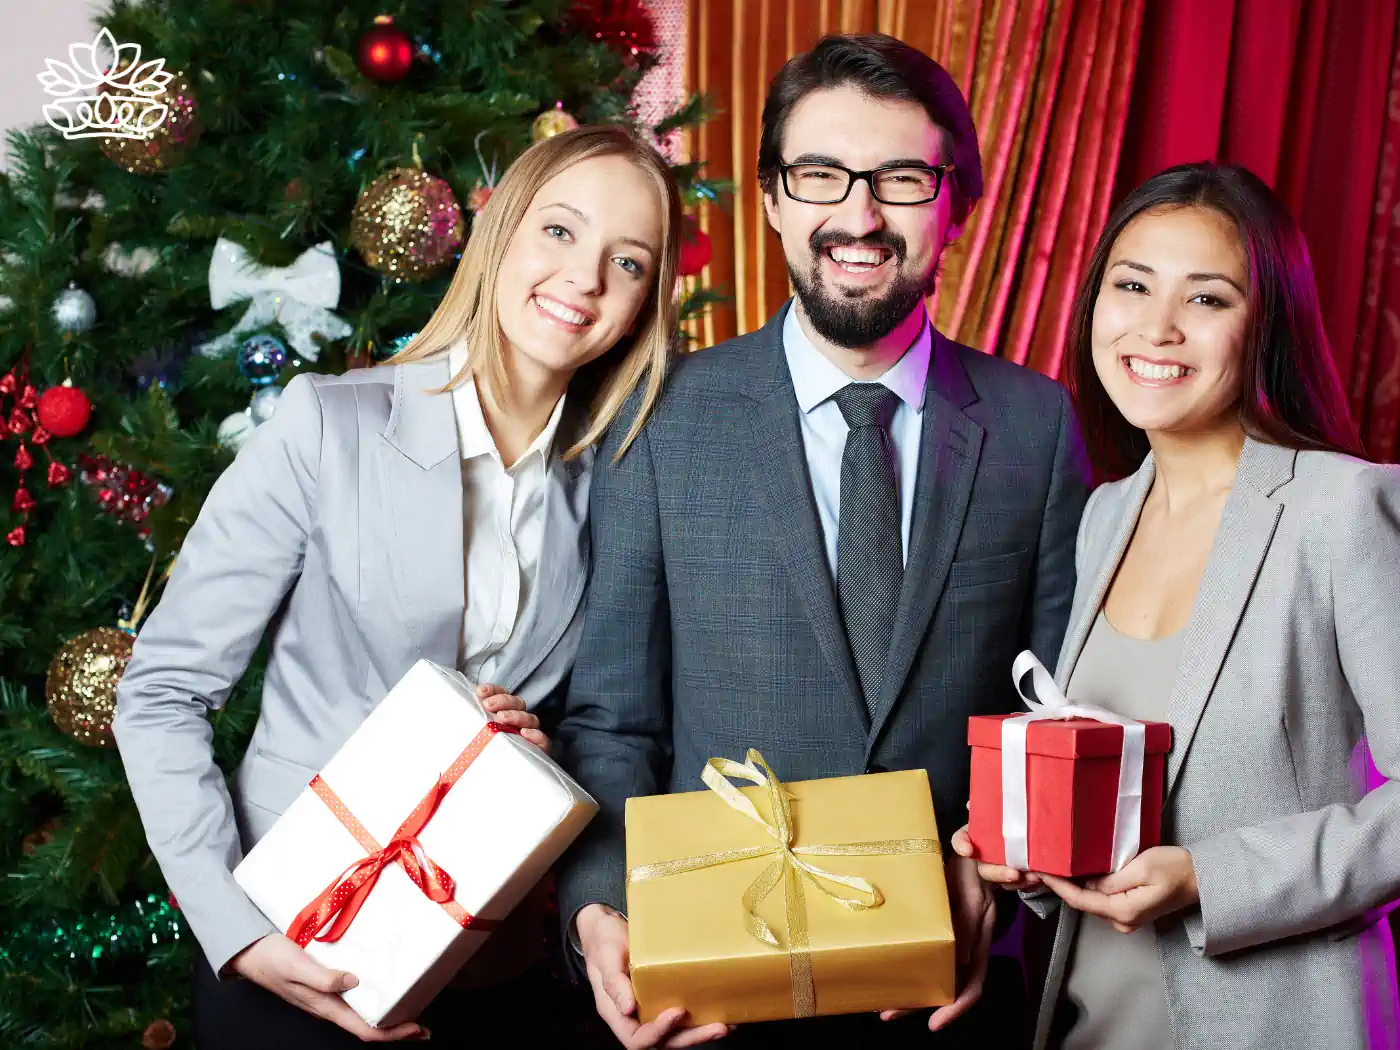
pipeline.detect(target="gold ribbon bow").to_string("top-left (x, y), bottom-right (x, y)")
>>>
top-left (627, 749), bottom-right (938, 1018)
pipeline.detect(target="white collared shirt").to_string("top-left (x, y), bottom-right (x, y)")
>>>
top-left (782, 306), bottom-right (931, 575)
top-left (448, 343), bottom-right (567, 684)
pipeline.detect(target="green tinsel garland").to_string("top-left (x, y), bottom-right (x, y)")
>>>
top-left (0, 894), bottom-right (184, 968)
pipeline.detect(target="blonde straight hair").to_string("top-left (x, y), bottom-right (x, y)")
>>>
top-left (390, 125), bottom-right (683, 459)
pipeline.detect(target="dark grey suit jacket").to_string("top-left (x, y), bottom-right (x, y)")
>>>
top-left (556, 303), bottom-right (1090, 926)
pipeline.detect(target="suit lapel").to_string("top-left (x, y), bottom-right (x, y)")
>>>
top-left (493, 432), bottom-right (593, 693)
top-left (1056, 459), bottom-right (1157, 691)
top-left (744, 309), bottom-right (866, 721)
top-left (1162, 439), bottom-right (1294, 793)
top-left (867, 331), bottom-right (983, 744)
top-left (380, 358), bottom-right (465, 671)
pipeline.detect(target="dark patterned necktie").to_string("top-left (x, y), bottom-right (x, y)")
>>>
top-left (833, 383), bottom-right (904, 717)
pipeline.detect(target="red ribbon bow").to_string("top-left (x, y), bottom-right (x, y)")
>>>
top-left (287, 720), bottom-right (520, 947)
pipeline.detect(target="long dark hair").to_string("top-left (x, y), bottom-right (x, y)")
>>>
top-left (1066, 162), bottom-right (1365, 478)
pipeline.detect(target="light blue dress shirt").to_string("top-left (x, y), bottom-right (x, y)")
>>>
top-left (781, 305), bottom-right (931, 576)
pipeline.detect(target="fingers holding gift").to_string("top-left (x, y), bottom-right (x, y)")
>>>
top-left (927, 884), bottom-right (996, 1032)
top-left (477, 684), bottom-right (525, 711)
top-left (1039, 872), bottom-right (1155, 931)
top-left (950, 824), bottom-right (1044, 892)
top-left (474, 697), bottom-right (551, 752)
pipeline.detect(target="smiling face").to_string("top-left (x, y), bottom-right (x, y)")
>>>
top-left (1091, 204), bottom-right (1252, 437)
top-left (762, 84), bottom-right (963, 350)
top-left (495, 153), bottom-right (664, 384)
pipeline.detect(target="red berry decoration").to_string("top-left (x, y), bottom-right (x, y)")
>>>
top-left (36, 383), bottom-right (92, 438)
top-left (678, 217), bottom-right (713, 277)
top-left (1, 361), bottom-right (75, 545)
top-left (357, 15), bottom-right (414, 84)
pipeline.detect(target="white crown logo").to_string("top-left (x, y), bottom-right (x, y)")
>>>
top-left (38, 27), bottom-right (173, 140)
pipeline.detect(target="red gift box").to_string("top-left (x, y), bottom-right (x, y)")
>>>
top-left (967, 713), bottom-right (1173, 877)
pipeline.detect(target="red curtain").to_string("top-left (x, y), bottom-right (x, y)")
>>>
top-left (1114, 0), bottom-right (1400, 457)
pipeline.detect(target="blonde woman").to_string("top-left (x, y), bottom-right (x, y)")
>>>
top-left (114, 125), bottom-right (681, 1048)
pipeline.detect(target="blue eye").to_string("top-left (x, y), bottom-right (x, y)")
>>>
top-left (544, 223), bottom-right (572, 241)
top-left (614, 256), bottom-right (643, 276)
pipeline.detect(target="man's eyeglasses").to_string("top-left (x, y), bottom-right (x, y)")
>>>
top-left (778, 161), bottom-right (955, 206)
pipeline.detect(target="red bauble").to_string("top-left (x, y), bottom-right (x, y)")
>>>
top-left (6, 526), bottom-right (24, 547)
top-left (36, 384), bottom-right (92, 438)
top-left (47, 461), bottom-right (71, 487)
top-left (357, 16), bottom-right (414, 83)
top-left (678, 219), bottom-right (713, 277)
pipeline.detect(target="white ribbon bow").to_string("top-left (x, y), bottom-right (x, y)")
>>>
top-left (1000, 651), bottom-right (1146, 873)
top-left (197, 237), bottom-right (351, 362)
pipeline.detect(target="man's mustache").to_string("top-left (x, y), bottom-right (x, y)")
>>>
top-left (809, 230), bottom-right (907, 259)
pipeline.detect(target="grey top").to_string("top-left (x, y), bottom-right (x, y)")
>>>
top-left (1060, 612), bottom-right (1184, 1050)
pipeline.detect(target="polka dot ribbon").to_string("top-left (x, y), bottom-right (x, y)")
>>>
top-left (287, 721), bottom-right (519, 946)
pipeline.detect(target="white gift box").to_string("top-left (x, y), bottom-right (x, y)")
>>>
top-left (233, 660), bottom-right (597, 1027)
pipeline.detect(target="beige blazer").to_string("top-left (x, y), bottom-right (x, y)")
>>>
top-left (1032, 438), bottom-right (1400, 1050)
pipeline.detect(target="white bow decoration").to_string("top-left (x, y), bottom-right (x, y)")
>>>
top-left (1000, 651), bottom-right (1146, 873)
top-left (197, 237), bottom-right (351, 361)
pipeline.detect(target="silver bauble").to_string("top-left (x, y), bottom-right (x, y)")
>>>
top-left (52, 283), bottom-right (97, 333)
top-left (249, 386), bottom-right (282, 425)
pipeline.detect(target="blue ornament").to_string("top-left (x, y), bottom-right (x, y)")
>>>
top-left (380, 331), bottom-right (419, 359)
top-left (237, 334), bottom-right (288, 386)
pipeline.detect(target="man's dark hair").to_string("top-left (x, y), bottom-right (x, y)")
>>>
top-left (757, 34), bottom-right (983, 223)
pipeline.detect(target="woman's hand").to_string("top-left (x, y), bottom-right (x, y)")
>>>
top-left (476, 684), bottom-right (550, 753)
top-left (949, 824), bottom-right (1044, 893)
top-left (229, 933), bottom-right (428, 1041)
top-left (1039, 846), bottom-right (1199, 933)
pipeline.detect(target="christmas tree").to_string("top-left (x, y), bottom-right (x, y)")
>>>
top-left (0, 1), bottom-right (724, 1043)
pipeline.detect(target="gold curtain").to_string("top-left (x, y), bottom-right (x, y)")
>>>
top-left (683, 0), bottom-right (1144, 379)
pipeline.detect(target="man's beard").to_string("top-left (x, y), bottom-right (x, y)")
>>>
top-left (791, 230), bottom-right (935, 349)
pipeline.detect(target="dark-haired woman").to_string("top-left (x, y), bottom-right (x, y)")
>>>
top-left (953, 162), bottom-right (1400, 1050)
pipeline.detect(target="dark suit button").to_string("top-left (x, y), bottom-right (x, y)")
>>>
top-left (866, 762), bottom-right (889, 774)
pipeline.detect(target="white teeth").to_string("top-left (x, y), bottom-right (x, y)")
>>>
top-left (1127, 358), bottom-right (1191, 381)
top-left (536, 296), bottom-right (590, 325)
top-left (830, 247), bottom-right (886, 265)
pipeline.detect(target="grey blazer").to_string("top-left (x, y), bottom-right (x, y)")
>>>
top-left (1032, 439), bottom-right (1400, 1050)
top-left (556, 302), bottom-right (1091, 930)
top-left (113, 357), bottom-right (593, 976)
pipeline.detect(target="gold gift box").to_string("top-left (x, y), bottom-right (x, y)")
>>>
top-left (625, 758), bottom-right (955, 1025)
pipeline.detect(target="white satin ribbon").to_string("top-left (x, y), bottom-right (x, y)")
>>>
top-left (1000, 651), bottom-right (1146, 873)
top-left (198, 238), bottom-right (350, 362)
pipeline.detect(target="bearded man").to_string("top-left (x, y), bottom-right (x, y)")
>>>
top-left (557, 32), bottom-right (1091, 1050)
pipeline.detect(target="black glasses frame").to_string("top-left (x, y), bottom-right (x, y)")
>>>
top-left (778, 161), bottom-right (956, 206)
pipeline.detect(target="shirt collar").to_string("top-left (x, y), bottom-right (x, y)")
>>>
top-left (782, 305), bottom-right (931, 416)
top-left (447, 341), bottom-right (567, 467)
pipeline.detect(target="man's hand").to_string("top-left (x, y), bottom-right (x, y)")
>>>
top-left (878, 853), bottom-right (996, 1032)
top-left (950, 823), bottom-right (1044, 893)
top-left (576, 903), bottom-right (730, 1049)
top-left (476, 684), bottom-right (550, 753)
top-left (229, 933), bottom-right (427, 1041)
top-left (1039, 846), bottom-right (1199, 933)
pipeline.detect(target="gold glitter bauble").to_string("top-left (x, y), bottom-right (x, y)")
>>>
top-left (350, 167), bottom-right (465, 281)
top-left (531, 107), bottom-right (579, 142)
top-left (45, 627), bottom-right (133, 749)
top-left (99, 71), bottom-right (202, 175)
